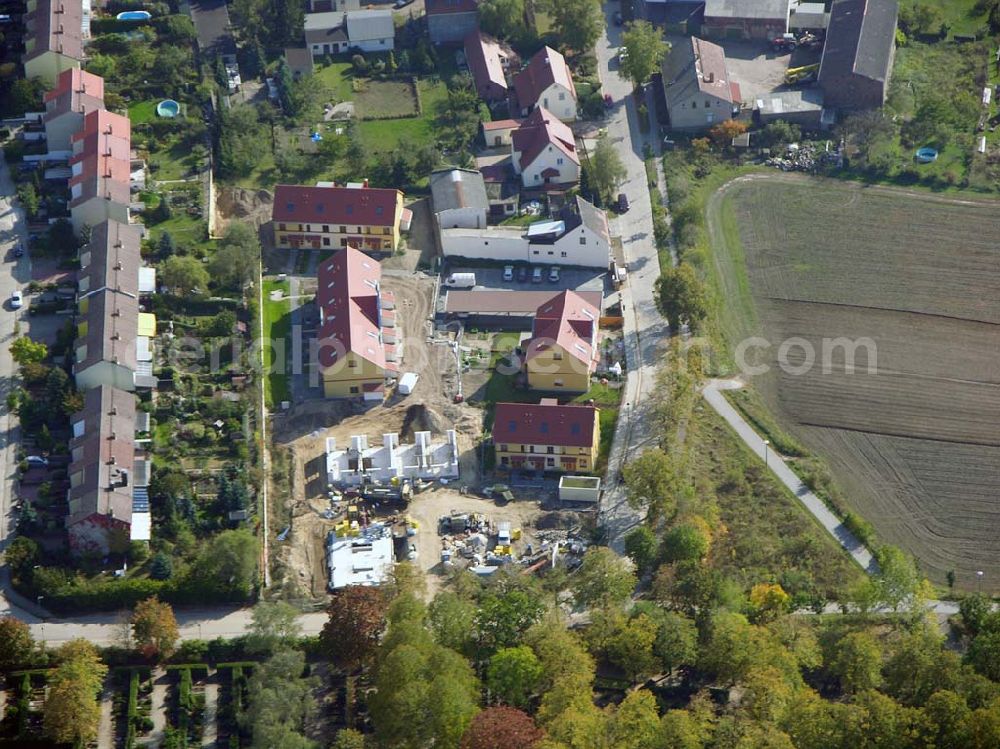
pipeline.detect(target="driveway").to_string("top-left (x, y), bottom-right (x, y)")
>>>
top-left (594, 3), bottom-right (671, 550)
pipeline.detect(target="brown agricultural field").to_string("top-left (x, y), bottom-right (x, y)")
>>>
top-left (709, 175), bottom-right (1000, 589)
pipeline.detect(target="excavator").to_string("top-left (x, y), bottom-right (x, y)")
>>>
top-left (784, 63), bottom-right (820, 85)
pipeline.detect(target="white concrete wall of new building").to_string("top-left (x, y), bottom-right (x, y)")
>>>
top-left (440, 227), bottom-right (530, 262)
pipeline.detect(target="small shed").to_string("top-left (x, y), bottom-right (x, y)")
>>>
top-left (558, 475), bottom-right (601, 504)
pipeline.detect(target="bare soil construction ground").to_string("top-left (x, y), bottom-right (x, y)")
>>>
top-left (709, 175), bottom-right (1000, 589)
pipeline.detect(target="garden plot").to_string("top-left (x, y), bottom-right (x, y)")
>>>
top-left (713, 175), bottom-right (1000, 588)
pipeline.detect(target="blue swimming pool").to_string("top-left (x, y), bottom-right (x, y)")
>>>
top-left (116, 10), bottom-right (151, 20)
top-left (915, 147), bottom-right (939, 163)
top-left (156, 99), bottom-right (180, 118)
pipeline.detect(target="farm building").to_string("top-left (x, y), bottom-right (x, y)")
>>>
top-left (325, 431), bottom-right (460, 486)
top-left (753, 89), bottom-right (831, 127)
top-left (430, 168), bottom-right (489, 231)
top-left (818, 0), bottom-right (898, 111)
top-left (425, 0), bottom-right (479, 44)
top-left (788, 1), bottom-right (828, 30)
top-left (661, 37), bottom-right (741, 130)
top-left (702, 0), bottom-right (789, 39)
top-left (440, 289), bottom-right (604, 330)
top-left (638, 0), bottom-right (705, 32)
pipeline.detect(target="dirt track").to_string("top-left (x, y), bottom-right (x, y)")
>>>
top-left (709, 174), bottom-right (1000, 589)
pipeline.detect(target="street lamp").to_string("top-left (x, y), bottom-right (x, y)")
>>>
top-left (763, 439), bottom-right (770, 469)
top-left (978, 570), bottom-right (984, 593)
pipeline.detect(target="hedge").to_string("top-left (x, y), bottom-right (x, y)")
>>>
top-left (125, 670), bottom-right (139, 749)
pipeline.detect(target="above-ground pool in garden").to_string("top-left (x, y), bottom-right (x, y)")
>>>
top-left (156, 99), bottom-right (180, 118)
top-left (915, 147), bottom-right (939, 163)
top-left (116, 10), bottom-right (151, 19)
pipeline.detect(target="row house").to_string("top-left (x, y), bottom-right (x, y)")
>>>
top-left (316, 246), bottom-right (400, 399)
top-left (67, 385), bottom-right (150, 555)
top-left (23, 0), bottom-right (86, 85)
top-left (272, 182), bottom-right (409, 252)
top-left (43, 68), bottom-right (104, 153)
top-left (493, 399), bottom-right (600, 474)
top-left (69, 109), bottom-right (133, 233)
top-left (74, 220), bottom-right (157, 392)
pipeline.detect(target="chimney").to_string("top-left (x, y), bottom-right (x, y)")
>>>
top-left (110, 406), bottom-right (117, 415)
top-left (706, 72), bottom-right (715, 83)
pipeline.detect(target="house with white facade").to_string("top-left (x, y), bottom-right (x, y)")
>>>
top-left (511, 107), bottom-right (580, 188)
top-left (512, 46), bottom-right (577, 121)
top-left (304, 9), bottom-right (394, 55)
top-left (440, 196), bottom-right (610, 268)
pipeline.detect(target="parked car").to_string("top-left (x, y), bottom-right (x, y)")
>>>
top-left (13, 241), bottom-right (23, 258)
top-left (516, 265), bottom-right (529, 283)
top-left (548, 266), bottom-right (560, 283)
top-left (618, 47), bottom-right (628, 63)
top-left (531, 266), bottom-right (543, 283)
top-left (617, 193), bottom-right (630, 213)
top-left (613, 10), bottom-right (623, 25)
top-left (10, 290), bottom-right (22, 309)
top-left (502, 265), bottom-right (514, 282)
top-left (25, 456), bottom-right (48, 467)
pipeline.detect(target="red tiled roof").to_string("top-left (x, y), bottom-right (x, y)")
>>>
top-left (464, 30), bottom-right (507, 99)
top-left (426, 0), bottom-right (478, 15)
top-left (316, 246), bottom-right (386, 370)
top-left (25, 0), bottom-right (84, 63)
top-left (71, 109), bottom-right (131, 150)
top-left (493, 400), bottom-right (598, 448)
top-left (524, 290), bottom-right (599, 369)
top-left (273, 184), bottom-right (401, 227)
top-left (512, 46), bottom-right (576, 111)
top-left (46, 68), bottom-right (103, 102)
top-left (482, 118), bottom-right (521, 131)
top-left (44, 69), bottom-right (105, 122)
top-left (511, 107), bottom-right (579, 172)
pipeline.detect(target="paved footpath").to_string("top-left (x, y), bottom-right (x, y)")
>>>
top-left (703, 378), bottom-right (878, 574)
top-left (202, 670), bottom-right (219, 748)
top-left (97, 678), bottom-right (115, 749)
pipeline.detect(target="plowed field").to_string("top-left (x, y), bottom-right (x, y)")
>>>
top-left (710, 175), bottom-right (1000, 588)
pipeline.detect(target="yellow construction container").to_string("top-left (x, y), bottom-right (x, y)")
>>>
top-left (512, 528), bottom-right (522, 541)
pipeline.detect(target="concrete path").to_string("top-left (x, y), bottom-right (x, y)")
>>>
top-left (97, 678), bottom-right (115, 749)
top-left (703, 378), bottom-right (879, 574)
top-left (593, 2), bottom-right (672, 552)
top-left (202, 670), bottom-right (218, 748)
top-left (144, 667), bottom-right (168, 749)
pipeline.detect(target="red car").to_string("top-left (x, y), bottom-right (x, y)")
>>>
top-left (603, 94), bottom-right (613, 109)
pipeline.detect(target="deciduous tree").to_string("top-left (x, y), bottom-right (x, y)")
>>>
top-left (748, 583), bottom-right (791, 623)
top-left (210, 222), bottom-right (260, 289)
top-left (623, 525), bottom-right (659, 574)
top-left (662, 521), bottom-right (710, 563)
top-left (654, 263), bottom-right (709, 332)
top-left (830, 631), bottom-right (882, 694)
top-left (242, 649), bottom-right (318, 749)
top-left (160, 255), bottom-right (210, 295)
top-left (487, 646), bottom-right (543, 708)
top-left (247, 600), bottom-right (302, 654)
top-left (43, 639), bottom-right (107, 746)
top-left (132, 596), bottom-right (179, 659)
top-left (622, 448), bottom-right (681, 522)
top-left (586, 135), bottom-right (627, 206)
top-left (607, 613), bottom-right (659, 683)
top-left (654, 610), bottom-right (698, 675)
top-left (545, 0), bottom-right (603, 53)
top-left (0, 616), bottom-right (34, 669)
top-left (571, 547), bottom-right (636, 608)
top-left (10, 337), bottom-right (48, 366)
top-left (479, 0), bottom-right (526, 40)
top-left (321, 586), bottom-right (386, 672)
top-left (619, 21), bottom-right (669, 87)
top-left (461, 706), bottom-right (544, 749)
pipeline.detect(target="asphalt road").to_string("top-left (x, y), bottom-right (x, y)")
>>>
top-left (595, 5), bottom-right (672, 552)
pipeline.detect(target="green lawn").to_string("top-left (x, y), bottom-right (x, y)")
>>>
top-left (314, 61), bottom-right (355, 102)
top-left (356, 78), bottom-right (450, 153)
top-left (355, 80), bottom-right (419, 119)
top-left (899, 0), bottom-right (987, 37)
top-left (128, 100), bottom-right (159, 125)
top-left (148, 136), bottom-right (201, 182)
top-left (262, 279), bottom-right (291, 407)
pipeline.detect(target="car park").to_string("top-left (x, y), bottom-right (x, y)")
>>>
top-left (10, 290), bottom-right (22, 309)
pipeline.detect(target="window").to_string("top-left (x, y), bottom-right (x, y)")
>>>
top-left (349, 386), bottom-right (359, 393)
top-left (279, 223), bottom-right (286, 231)
top-left (339, 225), bottom-right (346, 232)
top-left (571, 423), bottom-right (581, 435)
top-left (534, 174), bottom-right (539, 182)
top-left (546, 446), bottom-right (554, 454)
top-left (501, 456), bottom-right (509, 465)
top-left (348, 360), bottom-right (357, 368)
top-left (707, 113), bottom-right (715, 124)
top-left (508, 420), bottom-right (517, 432)
top-left (499, 444), bottom-right (508, 451)
top-left (529, 445), bottom-right (536, 453)
top-left (557, 158), bottom-right (564, 165)
top-left (553, 352), bottom-right (563, 360)
top-left (540, 423), bottom-right (549, 434)
top-left (561, 251), bottom-right (567, 258)
top-left (559, 92), bottom-right (565, 100)
top-left (580, 460), bottom-right (587, 468)
top-left (383, 227), bottom-right (391, 235)
top-left (340, 239), bottom-right (348, 247)
top-left (554, 379), bottom-right (564, 387)
top-left (323, 237), bottom-right (330, 246)
top-left (704, 100), bottom-right (710, 108)
top-left (579, 236), bottom-right (586, 245)
top-left (323, 225), bottom-right (329, 232)
top-left (546, 457), bottom-right (555, 466)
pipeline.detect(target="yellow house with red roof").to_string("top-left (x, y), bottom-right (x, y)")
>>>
top-left (493, 399), bottom-right (600, 473)
top-left (523, 290), bottom-right (600, 393)
top-left (272, 183), bottom-right (407, 253)
top-left (316, 246), bottom-right (399, 398)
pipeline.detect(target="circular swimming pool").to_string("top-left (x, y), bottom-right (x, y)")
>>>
top-left (156, 99), bottom-right (180, 118)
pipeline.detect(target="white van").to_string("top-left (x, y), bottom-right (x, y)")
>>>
top-left (444, 272), bottom-right (476, 288)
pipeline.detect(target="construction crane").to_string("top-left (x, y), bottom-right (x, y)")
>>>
top-left (785, 63), bottom-right (820, 85)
